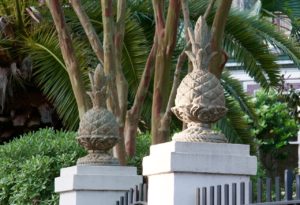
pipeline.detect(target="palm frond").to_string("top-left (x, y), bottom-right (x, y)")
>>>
top-left (224, 13), bottom-right (281, 88)
top-left (21, 25), bottom-right (90, 130)
top-left (122, 16), bottom-right (150, 98)
top-left (216, 94), bottom-right (256, 153)
top-left (188, 0), bottom-right (208, 19)
top-left (65, 0), bottom-right (103, 37)
top-left (0, 1), bottom-right (10, 16)
top-left (246, 17), bottom-right (300, 67)
top-left (221, 71), bottom-right (257, 122)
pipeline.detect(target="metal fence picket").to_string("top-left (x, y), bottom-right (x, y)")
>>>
top-left (115, 183), bottom-right (148, 205)
top-left (196, 169), bottom-right (300, 205)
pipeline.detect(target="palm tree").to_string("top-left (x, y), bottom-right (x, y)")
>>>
top-left (0, 0), bottom-right (65, 141)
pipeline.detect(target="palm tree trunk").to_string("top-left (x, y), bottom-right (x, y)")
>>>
top-left (47, 0), bottom-right (89, 119)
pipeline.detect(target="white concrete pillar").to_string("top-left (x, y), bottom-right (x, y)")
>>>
top-left (55, 166), bottom-right (142, 205)
top-left (143, 141), bottom-right (257, 205)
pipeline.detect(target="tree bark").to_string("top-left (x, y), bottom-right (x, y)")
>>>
top-left (181, 0), bottom-right (191, 42)
top-left (100, 0), bottom-right (127, 165)
top-left (124, 41), bottom-right (158, 156)
top-left (180, 0), bottom-right (192, 123)
top-left (204, 0), bottom-right (217, 20)
top-left (180, 0), bottom-right (193, 75)
top-left (151, 0), bottom-right (181, 144)
top-left (160, 50), bottom-right (187, 138)
top-left (209, 0), bottom-right (233, 78)
top-left (47, 0), bottom-right (89, 119)
top-left (113, 0), bottom-right (128, 165)
top-left (101, 0), bottom-right (128, 165)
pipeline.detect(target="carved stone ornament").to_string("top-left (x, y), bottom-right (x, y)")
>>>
top-left (77, 64), bottom-right (119, 165)
top-left (171, 16), bottom-right (228, 143)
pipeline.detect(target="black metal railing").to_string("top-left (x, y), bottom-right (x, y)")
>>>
top-left (197, 169), bottom-right (300, 205)
top-left (116, 183), bottom-right (148, 205)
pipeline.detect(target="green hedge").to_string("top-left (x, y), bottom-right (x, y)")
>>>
top-left (0, 128), bottom-right (86, 205)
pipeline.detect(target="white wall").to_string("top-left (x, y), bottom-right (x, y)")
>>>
top-left (227, 60), bottom-right (300, 95)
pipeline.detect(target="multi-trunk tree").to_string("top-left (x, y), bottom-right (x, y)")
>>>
top-left (45, 0), bottom-right (238, 163)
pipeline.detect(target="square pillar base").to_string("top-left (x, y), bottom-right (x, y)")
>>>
top-left (55, 166), bottom-right (142, 205)
top-left (143, 141), bottom-right (257, 205)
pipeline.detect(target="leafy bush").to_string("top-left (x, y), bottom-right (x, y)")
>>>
top-left (250, 90), bottom-right (298, 176)
top-left (253, 90), bottom-right (298, 151)
top-left (127, 133), bottom-right (151, 174)
top-left (0, 128), bottom-right (86, 205)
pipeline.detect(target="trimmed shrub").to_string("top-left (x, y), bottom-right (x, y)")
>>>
top-left (0, 128), bottom-right (85, 205)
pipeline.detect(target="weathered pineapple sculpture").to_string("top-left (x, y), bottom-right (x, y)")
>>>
top-left (171, 17), bottom-right (228, 143)
top-left (77, 65), bottom-right (119, 165)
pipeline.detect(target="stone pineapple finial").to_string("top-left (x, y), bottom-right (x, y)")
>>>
top-left (171, 16), bottom-right (228, 143)
top-left (77, 64), bottom-right (119, 165)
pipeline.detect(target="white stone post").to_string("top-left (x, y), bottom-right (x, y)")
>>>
top-left (143, 141), bottom-right (257, 205)
top-left (54, 66), bottom-right (143, 205)
top-left (55, 165), bottom-right (142, 205)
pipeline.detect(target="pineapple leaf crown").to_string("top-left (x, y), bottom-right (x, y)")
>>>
top-left (87, 64), bottom-right (107, 109)
top-left (185, 16), bottom-right (215, 71)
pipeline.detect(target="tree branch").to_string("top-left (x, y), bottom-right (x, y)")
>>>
top-left (165, 0), bottom-right (181, 56)
top-left (160, 47), bottom-right (187, 136)
top-left (47, 0), bottom-right (88, 119)
top-left (180, 0), bottom-right (193, 72)
top-left (100, 0), bottom-right (118, 114)
top-left (165, 50), bottom-right (186, 117)
top-left (211, 0), bottom-right (232, 51)
top-left (125, 40), bottom-right (158, 156)
top-left (152, 0), bottom-right (165, 36)
top-left (115, 0), bottom-right (128, 123)
top-left (204, 0), bottom-right (217, 20)
top-left (151, 0), bottom-right (181, 144)
top-left (114, 0), bottom-right (128, 164)
top-left (100, 0), bottom-right (126, 165)
top-left (209, 0), bottom-right (233, 78)
top-left (180, 0), bottom-right (191, 42)
top-left (70, 0), bottom-right (104, 64)
top-left (116, 0), bottom-right (126, 29)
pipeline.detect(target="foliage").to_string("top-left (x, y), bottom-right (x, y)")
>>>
top-left (249, 90), bottom-right (298, 173)
top-left (22, 25), bottom-right (91, 130)
top-left (127, 133), bottom-right (151, 174)
top-left (0, 128), bottom-right (85, 205)
top-left (276, 75), bottom-right (300, 122)
top-left (283, 87), bottom-right (300, 122)
top-left (218, 72), bottom-right (256, 151)
top-left (1, 0), bottom-right (300, 148)
top-left (261, 0), bottom-right (300, 39)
